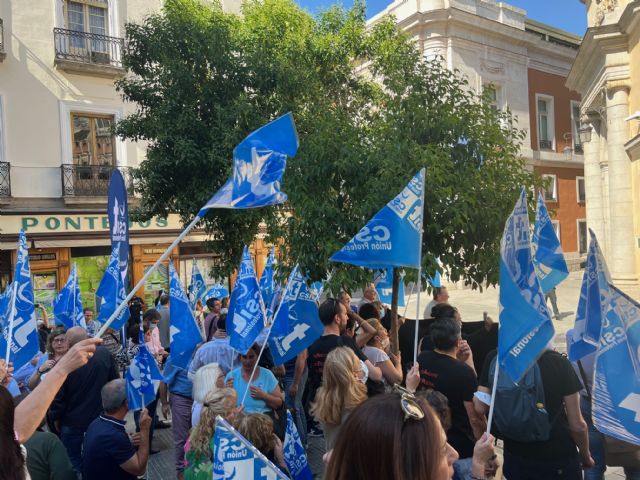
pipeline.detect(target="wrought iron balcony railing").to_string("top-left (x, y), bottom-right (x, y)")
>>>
top-left (0, 162), bottom-right (10, 197)
top-left (61, 164), bottom-right (134, 197)
top-left (54, 28), bottom-right (123, 69)
top-left (539, 139), bottom-right (553, 150)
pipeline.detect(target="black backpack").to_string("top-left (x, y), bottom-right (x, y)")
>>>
top-left (487, 356), bottom-right (552, 442)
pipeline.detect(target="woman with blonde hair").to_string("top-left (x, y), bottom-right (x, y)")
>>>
top-left (234, 413), bottom-right (287, 471)
top-left (184, 387), bottom-right (238, 480)
top-left (310, 347), bottom-right (368, 450)
top-left (191, 363), bottom-right (223, 425)
top-left (362, 318), bottom-right (403, 387)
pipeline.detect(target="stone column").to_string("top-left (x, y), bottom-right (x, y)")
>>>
top-left (582, 113), bottom-right (605, 252)
top-left (605, 84), bottom-right (637, 284)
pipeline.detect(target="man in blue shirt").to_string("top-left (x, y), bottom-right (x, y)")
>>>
top-left (82, 379), bottom-right (151, 480)
top-left (188, 314), bottom-right (238, 378)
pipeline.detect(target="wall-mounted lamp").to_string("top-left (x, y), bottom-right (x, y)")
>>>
top-left (578, 123), bottom-right (592, 144)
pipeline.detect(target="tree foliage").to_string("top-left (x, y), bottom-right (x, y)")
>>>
top-left (116, 0), bottom-right (540, 289)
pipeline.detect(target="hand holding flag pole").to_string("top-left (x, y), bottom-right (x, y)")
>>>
top-left (96, 113), bottom-right (297, 339)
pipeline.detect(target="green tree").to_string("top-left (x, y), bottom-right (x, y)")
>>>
top-left (116, 0), bottom-right (539, 298)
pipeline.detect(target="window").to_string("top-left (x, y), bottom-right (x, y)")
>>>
top-left (577, 219), bottom-right (588, 255)
top-left (65, 1), bottom-right (108, 50)
top-left (484, 84), bottom-right (502, 111)
top-left (571, 101), bottom-right (583, 154)
top-left (576, 176), bottom-right (585, 203)
top-left (71, 113), bottom-right (115, 166)
top-left (536, 94), bottom-right (555, 150)
top-left (542, 174), bottom-right (557, 202)
top-left (551, 220), bottom-right (560, 242)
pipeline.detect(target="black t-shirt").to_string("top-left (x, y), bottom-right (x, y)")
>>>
top-left (307, 334), bottom-right (367, 396)
top-left (479, 349), bottom-right (583, 460)
top-left (417, 350), bottom-right (477, 458)
top-left (398, 318), bottom-right (433, 372)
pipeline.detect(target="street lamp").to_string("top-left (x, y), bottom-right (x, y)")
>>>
top-left (578, 123), bottom-right (592, 144)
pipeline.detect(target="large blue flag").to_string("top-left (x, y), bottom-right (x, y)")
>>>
top-left (498, 188), bottom-right (555, 382)
top-left (283, 411), bottom-right (313, 480)
top-left (213, 416), bottom-right (288, 479)
top-left (107, 170), bottom-right (129, 284)
top-left (269, 266), bottom-right (324, 365)
top-left (199, 114), bottom-right (298, 213)
top-left (96, 247), bottom-right (130, 331)
top-left (259, 248), bottom-right (276, 318)
top-left (52, 264), bottom-right (85, 330)
top-left (124, 329), bottom-right (163, 411)
top-left (330, 169), bottom-right (425, 268)
top-left (204, 283), bottom-right (230, 301)
top-left (532, 193), bottom-right (569, 293)
top-left (593, 284), bottom-right (640, 445)
top-left (188, 259), bottom-right (207, 309)
top-left (7, 231), bottom-right (39, 371)
top-left (168, 262), bottom-right (202, 369)
top-left (228, 246), bottom-right (266, 355)
top-left (0, 282), bottom-right (18, 359)
top-left (566, 230), bottom-right (608, 362)
top-left (374, 268), bottom-right (406, 307)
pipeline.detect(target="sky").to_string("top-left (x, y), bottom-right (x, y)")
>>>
top-left (294, 0), bottom-right (588, 36)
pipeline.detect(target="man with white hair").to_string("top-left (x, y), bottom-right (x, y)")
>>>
top-left (82, 379), bottom-right (152, 479)
top-left (358, 283), bottom-right (378, 308)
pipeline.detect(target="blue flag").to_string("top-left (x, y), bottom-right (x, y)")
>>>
top-left (6, 231), bottom-right (39, 371)
top-left (268, 266), bottom-right (324, 365)
top-left (228, 246), bottom-right (266, 355)
top-left (96, 247), bottom-right (130, 331)
top-left (107, 170), bottom-right (129, 284)
top-left (213, 416), bottom-right (288, 479)
top-left (498, 188), bottom-right (555, 382)
top-left (374, 268), bottom-right (406, 307)
top-left (0, 282), bottom-right (18, 359)
top-left (259, 248), bottom-right (276, 317)
top-left (168, 262), bottom-right (202, 369)
top-left (188, 259), bottom-right (207, 309)
top-left (199, 114), bottom-right (298, 213)
top-left (593, 283), bottom-right (640, 445)
top-left (566, 230), bottom-right (607, 362)
top-left (204, 283), bottom-right (230, 301)
top-left (283, 411), bottom-right (313, 480)
top-left (532, 193), bottom-right (569, 293)
top-left (124, 329), bottom-right (163, 411)
top-left (330, 169), bottom-right (425, 269)
top-left (52, 264), bottom-right (85, 330)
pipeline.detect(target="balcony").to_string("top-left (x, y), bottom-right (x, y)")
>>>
top-left (61, 164), bottom-right (134, 198)
top-left (0, 19), bottom-right (6, 62)
top-left (53, 28), bottom-right (124, 78)
top-left (0, 161), bottom-right (10, 197)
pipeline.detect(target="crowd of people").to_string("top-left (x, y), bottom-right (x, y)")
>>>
top-left (0, 284), bottom-right (634, 480)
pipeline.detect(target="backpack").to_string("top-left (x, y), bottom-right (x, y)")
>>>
top-left (487, 356), bottom-right (552, 442)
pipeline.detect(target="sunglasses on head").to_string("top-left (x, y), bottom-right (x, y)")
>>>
top-left (393, 384), bottom-right (425, 421)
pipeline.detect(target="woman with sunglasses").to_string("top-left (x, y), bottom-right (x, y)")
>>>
top-left (28, 327), bottom-right (68, 390)
top-left (224, 343), bottom-right (283, 414)
top-left (326, 391), bottom-right (495, 480)
top-left (310, 347), bottom-right (368, 451)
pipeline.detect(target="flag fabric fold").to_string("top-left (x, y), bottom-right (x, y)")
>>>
top-left (268, 266), bottom-right (324, 365)
top-left (204, 284), bottom-right (230, 302)
top-left (330, 169), bottom-right (425, 269)
top-left (124, 329), bottom-right (163, 411)
top-left (498, 188), bottom-right (555, 383)
top-left (5, 231), bottom-right (39, 370)
top-left (188, 259), bottom-right (207, 309)
top-left (532, 193), bottom-right (569, 293)
top-left (259, 247), bottom-right (276, 319)
top-left (96, 247), bottom-right (130, 331)
top-left (213, 416), bottom-right (288, 479)
top-left (168, 262), bottom-right (202, 368)
top-left (228, 246), bottom-right (267, 355)
top-left (199, 113), bottom-right (298, 213)
top-left (283, 410), bottom-right (313, 480)
top-left (374, 268), bottom-right (406, 307)
top-left (0, 282), bottom-right (18, 359)
top-left (53, 264), bottom-right (86, 330)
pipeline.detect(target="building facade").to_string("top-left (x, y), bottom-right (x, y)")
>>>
top-left (0, 0), bottom-right (244, 310)
top-left (566, 0), bottom-right (640, 286)
top-left (369, 0), bottom-right (586, 267)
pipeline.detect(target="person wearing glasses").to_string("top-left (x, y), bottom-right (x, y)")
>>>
top-left (325, 391), bottom-right (495, 480)
top-left (29, 327), bottom-right (68, 390)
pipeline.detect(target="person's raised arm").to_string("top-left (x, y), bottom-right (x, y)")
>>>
top-left (120, 409), bottom-right (151, 476)
top-left (364, 360), bottom-right (383, 381)
top-left (349, 312), bottom-right (376, 348)
top-left (39, 305), bottom-right (50, 329)
top-left (378, 352), bottom-right (403, 385)
top-left (14, 338), bottom-right (101, 443)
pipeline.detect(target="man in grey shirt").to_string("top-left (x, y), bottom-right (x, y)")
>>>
top-left (157, 294), bottom-right (171, 350)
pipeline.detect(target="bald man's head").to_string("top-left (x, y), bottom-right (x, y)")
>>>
top-left (66, 326), bottom-right (88, 347)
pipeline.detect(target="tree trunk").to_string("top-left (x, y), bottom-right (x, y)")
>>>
top-left (390, 268), bottom-right (400, 355)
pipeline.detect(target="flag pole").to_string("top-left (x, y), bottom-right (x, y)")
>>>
top-left (402, 278), bottom-right (416, 318)
top-left (412, 168), bottom-right (426, 366)
top-left (96, 214), bottom-right (202, 338)
top-left (486, 359), bottom-right (500, 435)
top-left (315, 268), bottom-right (335, 303)
top-left (4, 282), bottom-right (18, 364)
